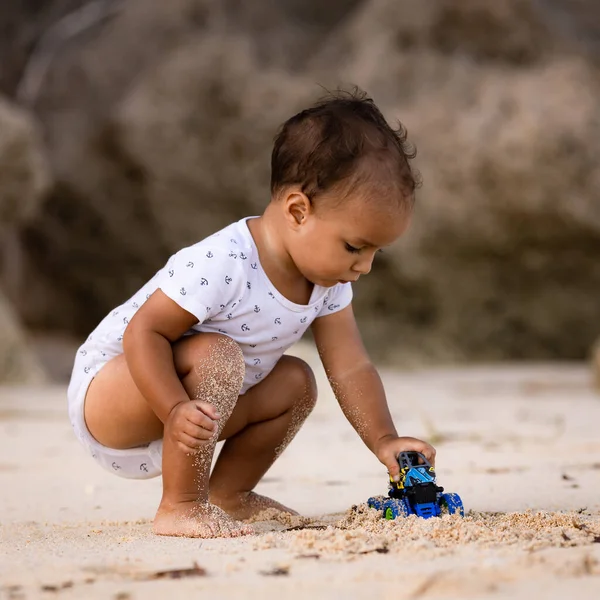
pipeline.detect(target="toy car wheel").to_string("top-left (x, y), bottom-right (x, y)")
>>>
top-left (440, 492), bottom-right (465, 516)
top-left (383, 499), bottom-right (408, 520)
top-left (367, 496), bottom-right (385, 511)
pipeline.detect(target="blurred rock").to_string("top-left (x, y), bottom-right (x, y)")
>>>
top-left (0, 97), bottom-right (50, 225)
top-left (0, 291), bottom-right (46, 384)
top-left (0, 97), bottom-right (50, 383)
top-left (535, 0), bottom-right (600, 58)
top-left (116, 34), bottom-right (314, 249)
top-left (5, 0), bottom-right (218, 334)
top-left (592, 339), bottom-right (600, 391)
top-left (0, 0), bottom-right (89, 96)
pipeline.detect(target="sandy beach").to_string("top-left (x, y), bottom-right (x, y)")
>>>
top-left (2, 345), bottom-right (600, 599)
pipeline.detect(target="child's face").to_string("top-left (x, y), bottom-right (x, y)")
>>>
top-left (286, 191), bottom-right (411, 288)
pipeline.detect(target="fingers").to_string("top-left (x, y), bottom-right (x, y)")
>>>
top-left (193, 400), bottom-right (221, 421)
top-left (378, 437), bottom-right (438, 477)
top-left (418, 444), bottom-right (436, 467)
top-left (176, 430), bottom-right (215, 454)
top-left (387, 459), bottom-right (401, 482)
top-left (168, 401), bottom-right (224, 453)
top-left (186, 405), bottom-right (218, 432)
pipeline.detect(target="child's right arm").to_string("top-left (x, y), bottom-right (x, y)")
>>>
top-left (123, 289), bottom-right (220, 451)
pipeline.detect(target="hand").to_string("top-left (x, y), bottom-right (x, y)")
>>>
top-left (374, 435), bottom-right (436, 481)
top-left (166, 400), bottom-right (221, 453)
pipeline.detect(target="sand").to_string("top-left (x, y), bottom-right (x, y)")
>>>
top-left (1, 345), bottom-right (600, 599)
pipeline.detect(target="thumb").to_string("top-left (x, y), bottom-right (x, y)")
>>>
top-left (384, 453), bottom-right (401, 482)
top-left (193, 400), bottom-right (221, 420)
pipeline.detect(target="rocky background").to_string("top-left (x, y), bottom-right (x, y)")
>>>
top-left (1, 0), bottom-right (599, 383)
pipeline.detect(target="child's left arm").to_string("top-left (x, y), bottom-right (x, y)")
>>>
top-left (312, 304), bottom-right (435, 481)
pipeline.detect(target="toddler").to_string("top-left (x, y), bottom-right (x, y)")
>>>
top-left (67, 88), bottom-right (436, 538)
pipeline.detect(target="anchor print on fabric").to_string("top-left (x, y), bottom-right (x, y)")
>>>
top-left (274, 317), bottom-right (282, 325)
top-left (239, 252), bottom-right (247, 260)
top-left (200, 278), bottom-right (208, 286)
top-left (180, 288), bottom-right (187, 296)
top-left (206, 251), bottom-right (214, 258)
top-left (225, 276), bottom-right (232, 285)
top-left (254, 305), bottom-right (261, 313)
top-left (186, 261), bottom-right (194, 268)
top-left (140, 463), bottom-right (149, 473)
top-left (328, 303), bottom-right (341, 311)
top-left (241, 324), bottom-right (250, 332)
top-left (169, 269), bottom-right (174, 277)
top-left (251, 263), bottom-right (258, 270)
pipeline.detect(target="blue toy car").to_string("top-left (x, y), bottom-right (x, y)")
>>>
top-left (367, 451), bottom-right (464, 519)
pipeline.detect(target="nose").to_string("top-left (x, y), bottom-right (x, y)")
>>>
top-left (352, 254), bottom-right (373, 276)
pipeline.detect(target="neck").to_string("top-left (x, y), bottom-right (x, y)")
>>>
top-left (248, 203), bottom-right (313, 302)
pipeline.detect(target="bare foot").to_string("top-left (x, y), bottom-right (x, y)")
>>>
top-left (153, 501), bottom-right (254, 538)
top-left (211, 490), bottom-right (298, 521)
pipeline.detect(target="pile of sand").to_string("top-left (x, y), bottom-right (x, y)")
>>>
top-left (252, 504), bottom-right (600, 559)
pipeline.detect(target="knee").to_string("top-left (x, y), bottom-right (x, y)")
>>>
top-left (179, 333), bottom-right (245, 401)
top-left (281, 355), bottom-right (318, 413)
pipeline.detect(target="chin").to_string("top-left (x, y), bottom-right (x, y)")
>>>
top-left (316, 278), bottom-right (340, 288)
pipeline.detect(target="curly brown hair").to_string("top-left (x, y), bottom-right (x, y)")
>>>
top-left (270, 87), bottom-right (420, 210)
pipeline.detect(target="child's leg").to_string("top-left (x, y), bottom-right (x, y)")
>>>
top-left (84, 333), bottom-right (248, 538)
top-left (209, 355), bottom-right (317, 520)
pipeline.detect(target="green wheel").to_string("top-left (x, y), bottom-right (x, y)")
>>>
top-left (383, 499), bottom-right (408, 520)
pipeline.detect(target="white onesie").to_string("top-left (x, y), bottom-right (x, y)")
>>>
top-left (67, 216), bottom-right (352, 479)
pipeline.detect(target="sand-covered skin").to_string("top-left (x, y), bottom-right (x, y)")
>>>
top-left (2, 353), bottom-right (600, 599)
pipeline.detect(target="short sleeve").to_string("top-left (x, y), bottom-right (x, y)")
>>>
top-left (316, 282), bottom-right (353, 318)
top-left (159, 245), bottom-right (245, 322)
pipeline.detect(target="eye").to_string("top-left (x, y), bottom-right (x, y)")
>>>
top-left (345, 243), bottom-right (360, 254)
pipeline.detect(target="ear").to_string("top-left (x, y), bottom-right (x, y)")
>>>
top-left (283, 190), bottom-right (312, 229)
